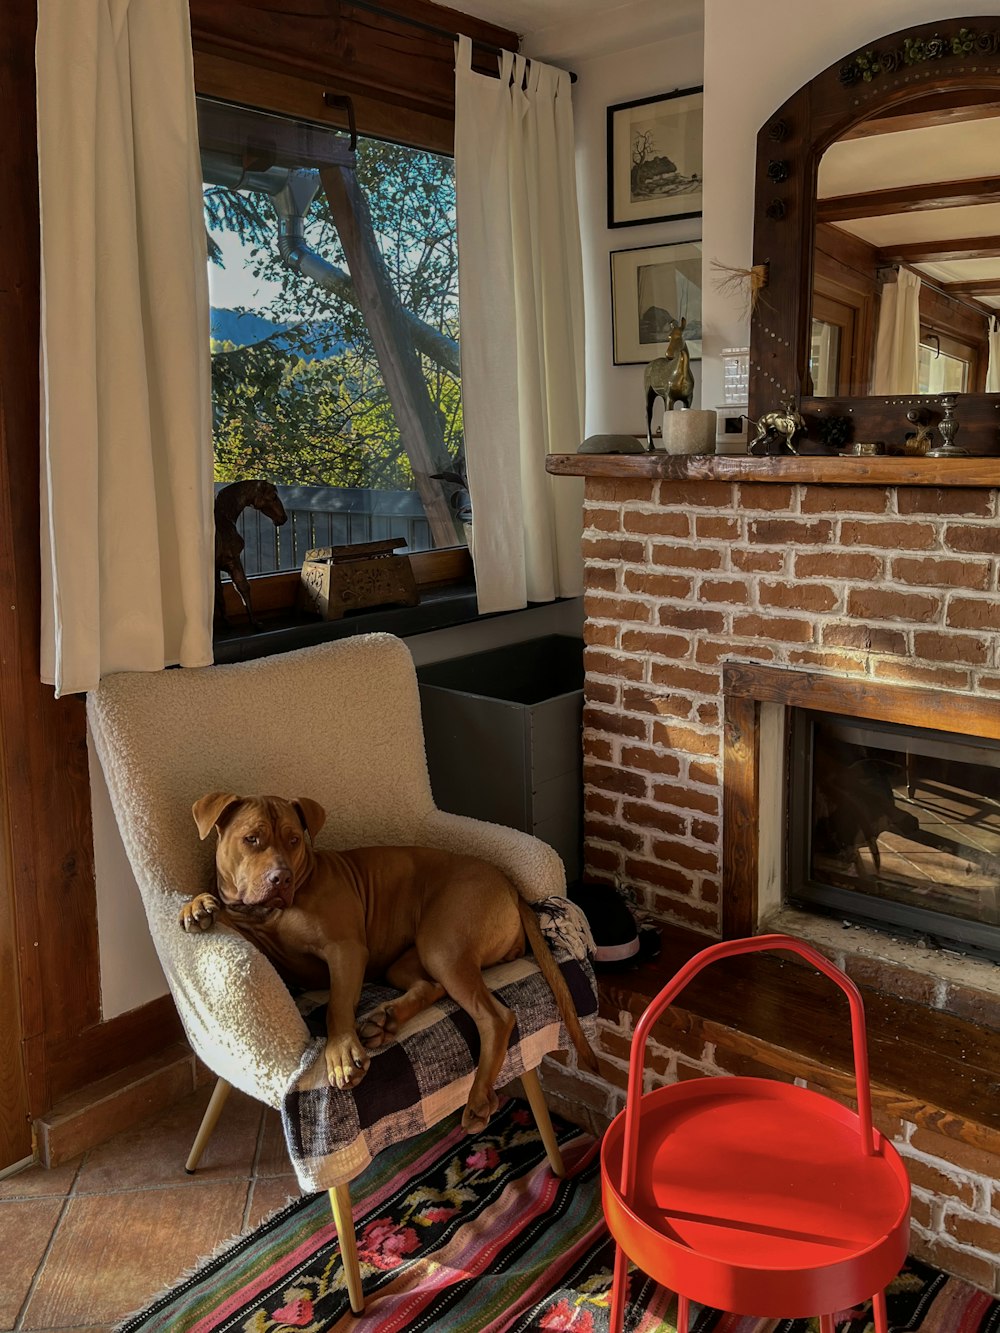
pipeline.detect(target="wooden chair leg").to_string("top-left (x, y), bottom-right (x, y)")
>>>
top-left (330, 1181), bottom-right (365, 1315)
top-left (184, 1077), bottom-right (232, 1174)
top-left (520, 1067), bottom-right (565, 1178)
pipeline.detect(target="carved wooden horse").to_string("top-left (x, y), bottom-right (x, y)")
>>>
top-left (644, 318), bottom-right (695, 449)
top-left (214, 480), bottom-right (288, 628)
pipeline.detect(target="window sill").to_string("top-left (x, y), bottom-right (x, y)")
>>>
top-left (212, 582), bottom-right (580, 664)
top-left (213, 581), bottom-right (481, 663)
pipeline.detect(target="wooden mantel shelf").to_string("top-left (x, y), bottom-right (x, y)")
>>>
top-left (546, 453), bottom-right (1000, 487)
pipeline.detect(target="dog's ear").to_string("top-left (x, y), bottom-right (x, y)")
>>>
top-left (293, 797), bottom-right (326, 841)
top-left (192, 792), bottom-right (242, 840)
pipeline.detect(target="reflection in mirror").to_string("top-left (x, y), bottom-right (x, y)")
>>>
top-left (811, 91), bottom-right (1000, 397)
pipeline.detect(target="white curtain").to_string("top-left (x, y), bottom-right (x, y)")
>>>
top-left (987, 317), bottom-right (1000, 392)
top-left (872, 267), bottom-right (921, 396)
top-left (454, 37), bottom-right (585, 614)
top-left (37, 0), bottom-right (215, 697)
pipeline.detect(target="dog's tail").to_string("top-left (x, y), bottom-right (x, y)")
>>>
top-left (517, 898), bottom-right (599, 1074)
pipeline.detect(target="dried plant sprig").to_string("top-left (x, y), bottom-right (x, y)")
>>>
top-left (710, 260), bottom-right (769, 317)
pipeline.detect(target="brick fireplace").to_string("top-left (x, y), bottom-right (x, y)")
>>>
top-left (540, 455), bottom-right (1000, 1293)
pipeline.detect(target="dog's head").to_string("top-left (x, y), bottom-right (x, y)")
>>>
top-left (192, 793), bottom-right (326, 917)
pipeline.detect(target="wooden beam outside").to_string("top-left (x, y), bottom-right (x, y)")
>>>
top-left (320, 165), bottom-right (459, 549)
top-left (818, 178), bottom-right (1000, 223)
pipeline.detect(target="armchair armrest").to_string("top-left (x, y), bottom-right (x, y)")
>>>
top-left (415, 808), bottom-right (566, 903)
top-left (144, 888), bottom-right (311, 1108)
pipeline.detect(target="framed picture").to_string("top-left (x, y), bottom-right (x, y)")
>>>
top-left (607, 86), bottom-right (703, 228)
top-left (610, 241), bottom-right (702, 366)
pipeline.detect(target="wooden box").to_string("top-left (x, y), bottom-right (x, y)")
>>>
top-left (298, 538), bottom-right (420, 620)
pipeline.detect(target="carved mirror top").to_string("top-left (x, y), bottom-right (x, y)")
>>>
top-left (749, 15), bottom-right (1000, 456)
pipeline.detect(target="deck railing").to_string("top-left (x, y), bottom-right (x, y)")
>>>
top-left (218, 483), bottom-right (436, 575)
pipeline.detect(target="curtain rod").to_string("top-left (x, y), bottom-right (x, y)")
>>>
top-left (342, 0), bottom-right (578, 82)
top-left (879, 261), bottom-right (994, 323)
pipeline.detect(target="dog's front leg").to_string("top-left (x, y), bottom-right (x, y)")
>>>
top-left (323, 942), bottom-right (370, 1091)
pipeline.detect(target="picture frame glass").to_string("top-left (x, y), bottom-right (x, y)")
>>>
top-left (608, 87), bottom-right (703, 228)
top-left (611, 242), bottom-right (703, 367)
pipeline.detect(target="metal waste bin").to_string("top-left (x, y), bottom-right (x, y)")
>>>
top-left (417, 635), bottom-right (585, 880)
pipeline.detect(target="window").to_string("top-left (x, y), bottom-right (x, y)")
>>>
top-left (200, 98), bottom-right (468, 579)
top-left (917, 330), bottom-right (974, 396)
top-left (809, 319), bottom-right (842, 397)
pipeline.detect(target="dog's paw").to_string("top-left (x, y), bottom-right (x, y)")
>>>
top-left (179, 893), bottom-right (221, 933)
top-left (358, 1004), bottom-right (398, 1050)
top-left (462, 1088), bottom-right (499, 1136)
top-left (325, 1033), bottom-right (370, 1091)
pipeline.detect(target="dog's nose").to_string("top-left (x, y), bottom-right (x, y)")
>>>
top-left (267, 867), bottom-right (292, 893)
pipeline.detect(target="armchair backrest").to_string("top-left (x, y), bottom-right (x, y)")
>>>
top-left (88, 634), bottom-right (436, 909)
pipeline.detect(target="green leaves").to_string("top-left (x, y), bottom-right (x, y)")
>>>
top-left (205, 140), bottom-right (462, 495)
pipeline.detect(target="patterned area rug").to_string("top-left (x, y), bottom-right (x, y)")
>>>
top-left (116, 1100), bottom-right (1000, 1333)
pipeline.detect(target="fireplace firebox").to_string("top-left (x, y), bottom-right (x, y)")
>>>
top-left (787, 710), bottom-right (1000, 960)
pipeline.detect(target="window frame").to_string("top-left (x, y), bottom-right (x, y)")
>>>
top-left (196, 58), bottom-right (474, 634)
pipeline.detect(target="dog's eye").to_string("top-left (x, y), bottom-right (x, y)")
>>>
top-left (243, 834), bottom-right (258, 847)
top-left (288, 835), bottom-right (300, 847)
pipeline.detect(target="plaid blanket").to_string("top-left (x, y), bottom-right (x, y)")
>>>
top-left (281, 897), bottom-right (598, 1191)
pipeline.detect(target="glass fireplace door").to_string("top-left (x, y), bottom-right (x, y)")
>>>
top-left (787, 710), bottom-right (1000, 959)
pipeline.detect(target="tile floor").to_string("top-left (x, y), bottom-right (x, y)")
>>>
top-left (1, 1083), bottom-right (300, 1332)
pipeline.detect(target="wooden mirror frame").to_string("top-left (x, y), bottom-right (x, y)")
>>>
top-left (749, 14), bottom-right (1000, 456)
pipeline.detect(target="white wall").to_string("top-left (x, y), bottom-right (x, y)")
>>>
top-left (701, 0), bottom-right (1000, 409)
top-left (92, 598), bottom-right (584, 1018)
top-left (571, 30), bottom-right (706, 436)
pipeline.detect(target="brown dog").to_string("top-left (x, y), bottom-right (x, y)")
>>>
top-left (180, 793), bottom-right (597, 1132)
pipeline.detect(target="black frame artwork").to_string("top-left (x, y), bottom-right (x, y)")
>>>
top-left (607, 85), bottom-right (704, 228)
top-left (610, 240), bottom-right (703, 366)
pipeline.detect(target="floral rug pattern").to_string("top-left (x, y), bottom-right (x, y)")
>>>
top-left (115, 1100), bottom-right (1000, 1333)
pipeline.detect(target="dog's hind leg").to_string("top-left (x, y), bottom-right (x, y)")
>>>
top-left (358, 947), bottom-right (445, 1049)
top-left (423, 950), bottom-right (515, 1134)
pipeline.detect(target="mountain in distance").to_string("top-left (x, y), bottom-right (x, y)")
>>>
top-left (210, 307), bottom-right (344, 360)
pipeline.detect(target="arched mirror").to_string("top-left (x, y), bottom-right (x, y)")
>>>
top-left (749, 17), bottom-right (1000, 455)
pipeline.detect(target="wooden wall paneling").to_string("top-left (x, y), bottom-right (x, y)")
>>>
top-left (189, 0), bottom-right (517, 123)
top-left (0, 0), bottom-right (103, 1120)
top-left (812, 221), bottom-right (879, 395)
top-left (194, 52), bottom-right (454, 154)
top-left (0, 705), bottom-right (31, 1166)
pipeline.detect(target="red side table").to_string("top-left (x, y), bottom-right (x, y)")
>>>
top-left (601, 933), bottom-right (910, 1333)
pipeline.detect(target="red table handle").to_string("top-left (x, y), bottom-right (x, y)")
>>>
top-left (617, 934), bottom-right (875, 1199)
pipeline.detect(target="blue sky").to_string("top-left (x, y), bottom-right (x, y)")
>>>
top-left (207, 224), bottom-right (284, 311)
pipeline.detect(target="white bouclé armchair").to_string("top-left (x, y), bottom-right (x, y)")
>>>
top-left (87, 633), bottom-right (597, 1314)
